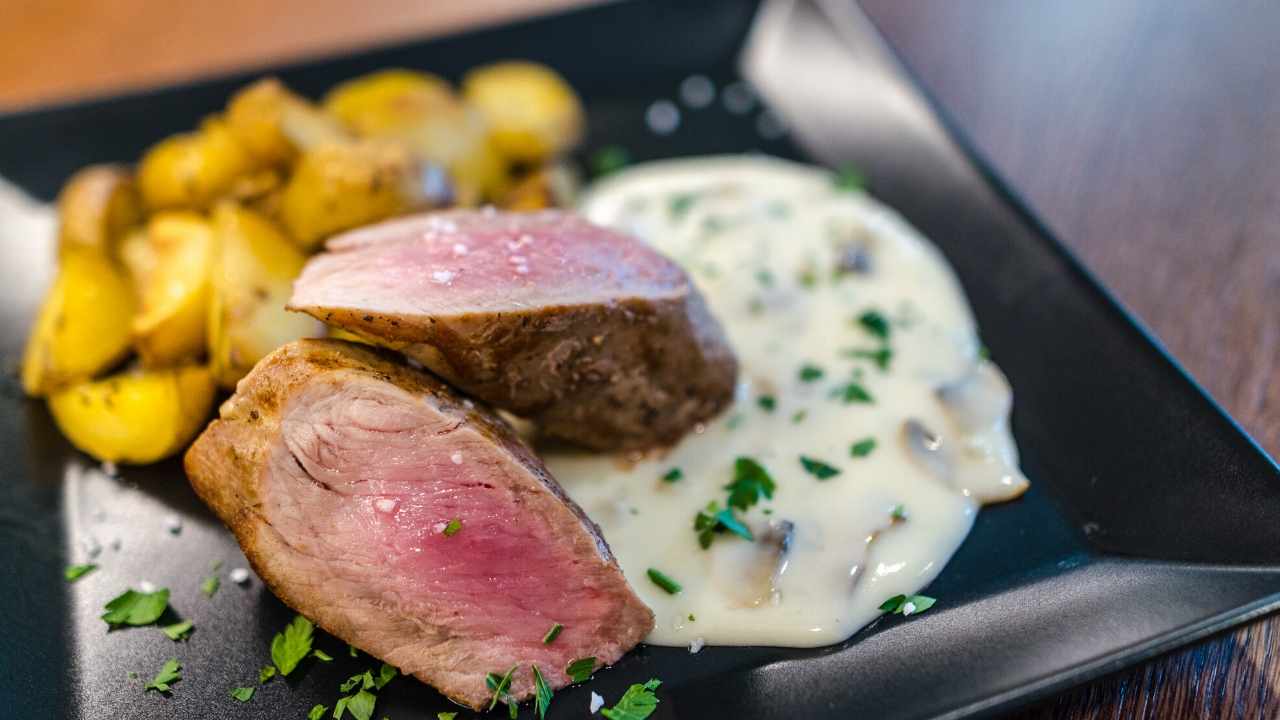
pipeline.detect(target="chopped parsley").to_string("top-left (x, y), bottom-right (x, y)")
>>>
top-left (850, 437), bottom-right (878, 457)
top-left (668, 193), bottom-right (698, 219)
top-left (756, 394), bottom-right (776, 412)
top-left (375, 663), bottom-right (397, 690)
top-left (566, 657), bottom-right (596, 683)
top-left (64, 563), bottom-right (97, 582)
top-left (600, 678), bottom-right (662, 720)
top-left (312, 649), bottom-right (334, 662)
top-left (724, 457), bottom-right (776, 511)
top-left (532, 664), bottom-right (553, 720)
top-left (486, 666), bottom-right (516, 711)
top-left (442, 519), bottom-right (462, 537)
top-left (270, 615), bottom-right (314, 677)
top-left (348, 644), bottom-right (359, 658)
top-left (725, 413), bottom-right (745, 430)
top-left (694, 501), bottom-right (754, 548)
top-left (845, 346), bottom-right (893, 371)
top-left (201, 574), bottom-right (220, 598)
top-left (160, 620), bottom-right (193, 641)
top-left (791, 410), bottom-right (808, 424)
top-left (857, 310), bottom-right (891, 340)
top-left (798, 364), bottom-right (824, 382)
top-left (102, 587), bottom-right (169, 627)
top-left (144, 658), bottom-right (181, 694)
top-left (259, 666), bottom-right (276, 684)
top-left (661, 467), bottom-right (683, 483)
top-left (688, 613), bottom-right (696, 621)
top-left (979, 343), bottom-right (991, 360)
top-left (754, 268), bottom-right (775, 287)
top-left (340, 671), bottom-right (373, 693)
top-left (334, 689), bottom-right (377, 720)
top-left (542, 623), bottom-right (563, 644)
top-left (589, 145), bottom-right (630, 177)
top-left (800, 456), bottom-right (841, 480)
top-left (437, 714), bottom-right (457, 720)
top-left (830, 380), bottom-right (874, 404)
top-left (229, 686), bottom-right (254, 702)
top-left (891, 504), bottom-right (908, 521)
top-left (879, 594), bottom-right (937, 616)
top-left (833, 164), bottom-right (867, 192)
top-left (308, 705), bottom-right (328, 720)
top-left (646, 568), bottom-right (682, 595)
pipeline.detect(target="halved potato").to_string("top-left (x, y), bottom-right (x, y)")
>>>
top-left (323, 69), bottom-right (456, 137)
top-left (22, 251), bottom-right (136, 396)
top-left (279, 139), bottom-right (427, 250)
top-left (225, 77), bottom-right (308, 167)
top-left (209, 203), bottom-right (322, 388)
top-left (399, 103), bottom-right (509, 206)
top-left (461, 61), bottom-right (584, 163)
top-left (131, 212), bottom-right (213, 366)
top-left (47, 365), bottom-right (215, 464)
top-left (56, 165), bottom-right (142, 257)
top-left (137, 117), bottom-right (256, 210)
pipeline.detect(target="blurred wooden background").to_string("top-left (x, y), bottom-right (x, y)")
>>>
top-left (3, 0), bottom-right (1276, 718)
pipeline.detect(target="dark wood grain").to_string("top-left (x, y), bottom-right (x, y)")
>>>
top-left (860, 1), bottom-right (1280, 718)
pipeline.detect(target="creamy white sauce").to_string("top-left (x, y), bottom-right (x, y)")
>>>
top-left (550, 156), bottom-right (1028, 648)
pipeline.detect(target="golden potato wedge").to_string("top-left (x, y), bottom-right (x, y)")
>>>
top-left (56, 165), bottom-right (142, 257)
top-left (279, 139), bottom-right (428, 249)
top-left (461, 61), bottom-right (584, 163)
top-left (399, 103), bottom-right (509, 206)
top-left (22, 251), bottom-right (136, 396)
top-left (225, 77), bottom-right (309, 167)
top-left (48, 365), bottom-right (215, 464)
top-left (209, 204), bottom-right (322, 388)
top-left (323, 69), bottom-right (457, 137)
top-left (137, 117), bottom-right (256, 210)
top-left (131, 212), bottom-right (213, 366)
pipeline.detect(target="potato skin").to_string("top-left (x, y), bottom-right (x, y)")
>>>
top-left (22, 250), bottom-right (136, 396)
top-left (209, 203), bottom-right (322, 388)
top-left (323, 69), bottom-right (456, 137)
top-left (48, 365), bottom-right (215, 464)
top-left (462, 61), bottom-right (584, 163)
top-left (137, 118), bottom-right (256, 210)
top-left (279, 139), bottom-right (426, 249)
top-left (56, 164), bottom-right (142, 257)
top-left (131, 212), bottom-right (214, 366)
top-left (225, 77), bottom-right (307, 167)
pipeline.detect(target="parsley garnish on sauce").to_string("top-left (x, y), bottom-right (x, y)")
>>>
top-left (833, 164), bottom-right (867, 192)
top-left (668, 193), bottom-right (698, 220)
top-left (798, 364), bottom-right (824, 382)
top-left (800, 456), bottom-right (841, 480)
top-left (160, 620), bottom-right (193, 641)
top-left (845, 346), bottom-right (893, 371)
top-left (695, 501), bottom-right (754, 548)
top-left (542, 623), bottom-right (564, 644)
top-left (442, 519), bottom-right (462, 536)
top-left (646, 568), bottom-right (682, 595)
top-left (725, 457), bottom-right (776, 511)
top-left (879, 594), bottom-right (937, 616)
top-left (102, 587), bottom-right (169, 627)
top-left (144, 658), bottom-right (181, 694)
top-left (857, 310), bottom-right (891, 340)
top-left (532, 665), bottom-right (553, 720)
top-left (850, 437), bottom-right (878, 457)
top-left (891, 504), bottom-right (908, 521)
top-left (566, 657), bottom-right (596, 683)
top-left (601, 678), bottom-right (662, 720)
top-left (270, 615), bottom-right (314, 676)
top-left (831, 380), bottom-right (874, 404)
top-left (661, 468), bottom-right (683, 483)
top-left (757, 395), bottom-right (776, 412)
top-left (64, 563), bottom-right (97, 582)
top-left (229, 686), bottom-right (254, 702)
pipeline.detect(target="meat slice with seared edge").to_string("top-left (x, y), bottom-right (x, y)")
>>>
top-left (287, 209), bottom-right (737, 451)
top-left (184, 339), bottom-right (653, 709)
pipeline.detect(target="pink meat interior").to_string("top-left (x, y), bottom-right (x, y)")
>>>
top-left (263, 374), bottom-right (629, 680)
top-left (291, 209), bottom-right (687, 316)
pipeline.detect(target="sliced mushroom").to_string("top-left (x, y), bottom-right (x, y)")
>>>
top-left (848, 512), bottom-right (896, 590)
top-left (935, 361), bottom-right (1013, 433)
top-left (902, 419), bottom-right (954, 485)
top-left (730, 519), bottom-right (794, 608)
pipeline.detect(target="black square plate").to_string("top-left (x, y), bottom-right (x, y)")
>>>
top-left (1, 1), bottom-right (1277, 718)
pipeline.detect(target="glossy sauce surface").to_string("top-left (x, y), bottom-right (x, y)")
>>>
top-left (548, 156), bottom-right (1029, 648)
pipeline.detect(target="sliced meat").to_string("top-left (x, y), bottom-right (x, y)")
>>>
top-left (184, 339), bottom-right (653, 709)
top-left (287, 209), bottom-right (738, 450)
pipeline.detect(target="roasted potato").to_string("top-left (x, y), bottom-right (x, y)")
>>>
top-left (461, 61), bottom-right (584, 163)
top-left (399, 103), bottom-right (509, 206)
top-left (278, 100), bottom-right (353, 152)
top-left (137, 117), bottom-right (256, 210)
top-left (279, 139), bottom-right (427, 249)
top-left (209, 204), bottom-right (322, 387)
top-left (499, 162), bottom-right (580, 211)
top-left (48, 365), bottom-right (215, 464)
top-left (56, 165), bottom-right (142, 257)
top-left (131, 212), bottom-right (213, 366)
top-left (22, 251), bottom-right (136, 396)
top-left (225, 77), bottom-right (309, 167)
top-left (323, 69), bottom-right (456, 137)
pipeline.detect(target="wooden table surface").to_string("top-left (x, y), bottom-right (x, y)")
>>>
top-left (3, 0), bottom-right (1276, 718)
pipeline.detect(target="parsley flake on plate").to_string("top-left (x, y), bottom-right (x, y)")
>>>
top-left (144, 658), bottom-right (181, 694)
top-left (102, 587), bottom-right (169, 627)
top-left (725, 457), bottom-right (776, 511)
top-left (307, 705), bottom-right (328, 720)
top-left (565, 657), bottom-right (596, 683)
top-left (800, 456), bottom-right (841, 480)
top-left (879, 594), bottom-right (937, 616)
top-left (229, 686), bottom-right (254, 702)
top-left (532, 664), bottom-right (554, 720)
top-left (850, 437), bottom-right (878, 457)
top-left (259, 666), bottom-right (276, 684)
top-left (589, 145), bottom-right (630, 177)
top-left (312, 649), bottom-right (334, 662)
top-left (486, 665), bottom-right (517, 711)
top-left (160, 620), bottom-right (193, 641)
top-left (542, 622), bottom-right (563, 644)
top-left (646, 568), bottom-right (682, 595)
top-left (201, 574), bottom-right (220, 598)
top-left (64, 563), bottom-right (97, 582)
top-left (437, 714), bottom-right (457, 720)
top-left (600, 678), bottom-right (662, 720)
top-left (375, 663), bottom-right (397, 690)
top-left (270, 614), bottom-right (314, 676)
top-left (335, 689), bottom-right (377, 720)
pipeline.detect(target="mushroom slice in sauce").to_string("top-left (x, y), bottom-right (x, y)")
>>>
top-left (902, 418), bottom-right (955, 485)
top-left (727, 519), bottom-right (795, 608)
top-left (931, 361), bottom-right (1031, 503)
top-left (848, 511), bottom-right (898, 590)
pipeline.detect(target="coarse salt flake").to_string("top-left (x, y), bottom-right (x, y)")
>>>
top-left (589, 692), bottom-right (605, 714)
top-left (229, 568), bottom-right (251, 585)
top-left (450, 452), bottom-right (464, 465)
top-left (431, 270), bottom-right (455, 284)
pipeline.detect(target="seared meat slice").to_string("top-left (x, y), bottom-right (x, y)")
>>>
top-left (287, 209), bottom-right (737, 450)
top-left (184, 339), bottom-right (653, 709)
